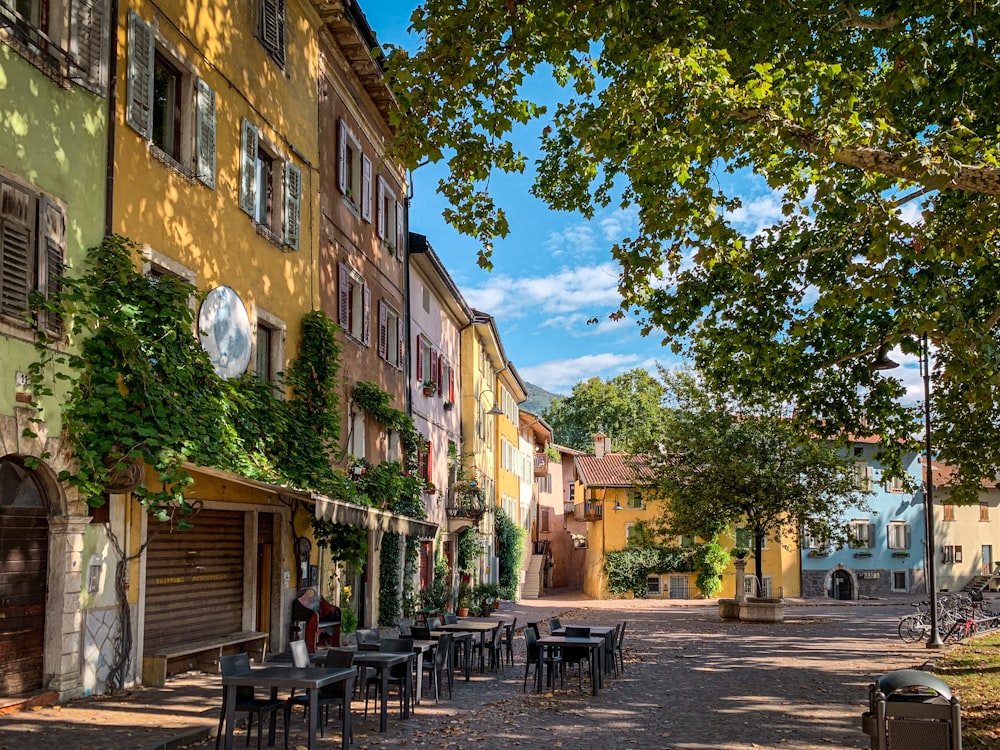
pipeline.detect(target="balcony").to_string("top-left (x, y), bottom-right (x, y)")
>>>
top-left (533, 453), bottom-right (548, 476)
top-left (574, 500), bottom-right (603, 522)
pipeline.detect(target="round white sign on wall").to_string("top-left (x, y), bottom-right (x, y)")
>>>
top-left (198, 285), bottom-right (252, 380)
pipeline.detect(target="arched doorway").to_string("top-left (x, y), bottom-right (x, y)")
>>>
top-left (830, 569), bottom-right (854, 600)
top-left (0, 456), bottom-right (50, 696)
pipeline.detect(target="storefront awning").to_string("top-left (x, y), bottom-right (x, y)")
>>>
top-left (183, 463), bottom-right (439, 539)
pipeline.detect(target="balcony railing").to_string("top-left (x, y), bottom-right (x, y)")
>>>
top-left (533, 453), bottom-right (548, 476)
top-left (574, 500), bottom-right (603, 522)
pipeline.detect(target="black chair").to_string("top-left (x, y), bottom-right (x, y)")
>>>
top-left (216, 653), bottom-right (286, 750)
top-left (410, 625), bottom-right (431, 640)
top-left (485, 621), bottom-right (505, 673)
top-left (363, 638), bottom-right (412, 720)
top-left (443, 612), bottom-right (458, 625)
top-left (355, 627), bottom-right (381, 651)
top-left (397, 618), bottom-right (415, 637)
top-left (615, 621), bottom-right (627, 674)
top-left (426, 616), bottom-right (442, 631)
top-left (548, 617), bottom-right (562, 632)
top-left (604, 624), bottom-right (619, 678)
top-left (523, 626), bottom-right (562, 692)
top-left (422, 632), bottom-right (453, 702)
top-left (284, 647), bottom-right (352, 745)
top-left (561, 626), bottom-right (592, 691)
top-left (499, 617), bottom-right (518, 666)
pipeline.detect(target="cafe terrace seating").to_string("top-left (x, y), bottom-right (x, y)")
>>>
top-left (284, 644), bottom-right (353, 741)
top-left (362, 638), bottom-right (413, 720)
top-left (215, 653), bottom-right (286, 750)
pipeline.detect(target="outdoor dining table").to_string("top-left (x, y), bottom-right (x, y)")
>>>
top-left (552, 625), bottom-right (617, 679)
top-left (437, 620), bottom-right (500, 672)
top-left (220, 665), bottom-right (354, 750)
top-left (346, 650), bottom-right (414, 732)
top-left (429, 629), bottom-right (473, 681)
top-left (535, 634), bottom-right (606, 696)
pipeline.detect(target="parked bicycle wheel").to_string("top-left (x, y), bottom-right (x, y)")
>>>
top-left (898, 614), bottom-right (929, 643)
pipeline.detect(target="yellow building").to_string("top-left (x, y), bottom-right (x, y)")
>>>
top-left (496, 364), bottom-right (528, 527)
top-left (576, 433), bottom-right (801, 599)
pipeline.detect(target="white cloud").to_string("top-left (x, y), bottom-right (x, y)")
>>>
top-left (599, 207), bottom-right (640, 242)
top-left (519, 353), bottom-right (644, 393)
top-left (724, 191), bottom-right (784, 236)
top-left (462, 264), bottom-right (622, 321)
top-left (545, 225), bottom-right (597, 257)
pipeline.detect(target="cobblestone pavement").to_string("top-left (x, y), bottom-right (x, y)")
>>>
top-left (0, 597), bottom-right (937, 750)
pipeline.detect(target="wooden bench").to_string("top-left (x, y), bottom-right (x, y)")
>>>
top-left (142, 630), bottom-right (268, 687)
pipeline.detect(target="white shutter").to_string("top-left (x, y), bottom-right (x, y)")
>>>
top-left (338, 120), bottom-right (348, 195)
top-left (260, 0), bottom-right (285, 65)
top-left (195, 78), bottom-right (217, 189)
top-left (125, 11), bottom-right (154, 138)
top-left (396, 316), bottom-right (404, 369)
top-left (239, 118), bottom-right (258, 216)
top-left (0, 180), bottom-right (35, 321)
top-left (70, 0), bottom-right (109, 93)
top-left (338, 263), bottom-right (349, 329)
top-left (362, 284), bottom-right (371, 346)
top-left (396, 199), bottom-right (405, 257)
top-left (377, 300), bottom-right (387, 360)
top-left (39, 198), bottom-right (66, 337)
top-left (361, 155), bottom-right (372, 221)
top-left (376, 177), bottom-right (386, 239)
top-left (284, 162), bottom-right (301, 249)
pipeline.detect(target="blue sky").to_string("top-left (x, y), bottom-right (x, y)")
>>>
top-left (362, 2), bottom-right (926, 403)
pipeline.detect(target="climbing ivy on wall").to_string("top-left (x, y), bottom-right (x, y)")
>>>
top-left (495, 507), bottom-right (525, 600)
top-left (378, 532), bottom-right (402, 625)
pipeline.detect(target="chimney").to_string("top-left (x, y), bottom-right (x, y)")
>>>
top-left (593, 431), bottom-right (609, 458)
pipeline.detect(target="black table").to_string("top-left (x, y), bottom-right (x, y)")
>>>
top-left (535, 635), bottom-right (605, 696)
top-left (429, 629), bottom-right (473, 681)
top-left (221, 665), bottom-right (354, 750)
top-left (553, 625), bottom-right (617, 679)
top-left (437, 621), bottom-right (500, 672)
top-left (349, 650), bottom-right (413, 731)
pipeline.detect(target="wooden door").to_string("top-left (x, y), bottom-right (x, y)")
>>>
top-left (0, 457), bottom-right (49, 696)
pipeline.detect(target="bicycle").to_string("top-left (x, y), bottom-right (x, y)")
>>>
top-left (897, 603), bottom-right (931, 643)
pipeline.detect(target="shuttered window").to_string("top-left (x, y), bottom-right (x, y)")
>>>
top-left (70, 0), bottom-right (110, 94)
top-left (240, 119), bottom-right (299, 248)
top-left (338, 263), bottom-right (369, 345)
top-left (195, 78), bottom-right (216, 188)
top-left (258, 0), bottom-right (285, 67)
top-left (283, 162), bottom-right (301, 249)
top-left (0, 178), bottom-right (64, 336)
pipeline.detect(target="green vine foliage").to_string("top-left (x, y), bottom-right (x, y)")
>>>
top-left (456, 526), bottom-right (481, 574)
top-left (352, 381), bottom-right (422, 473)
top-left (312, 521), bottom-right (368, 570)
top-left (378, 532), bottom-right (402, 625)
top-left (693, 541), bottom-right (729, 598)
top-left (495, 507), bottom-right (525, 600)
top-left (28, 235), bottom-right (348, 525)
top-left (603, 547), bottom-right (689, 598)
top-left (402, 537), bottom-right (420, 617)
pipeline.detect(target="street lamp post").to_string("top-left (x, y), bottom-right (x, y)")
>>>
top-left (872, 332), bottom-right (943, 648)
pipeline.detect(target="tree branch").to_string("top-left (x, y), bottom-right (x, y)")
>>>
top-left (735, 109), bottom-right (1000, 194)
top-left (834, 4), bottom-right (899, 30)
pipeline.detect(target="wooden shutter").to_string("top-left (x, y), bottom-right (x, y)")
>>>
top-left (362, 284), bottom-right (371, 346)
top-left (39, 197), bottom-right (65, 337)
top-left (903, 524), bottom-right (911, 549)
top-left (337, 263), bottom-right (349, 329)
top-left (437, 356), bottom-right (444, 395)
top-left (125, 10), bottom-right (154, 138)
top-left (239, 118), bottom-right (257, 216)
top-left (430, 350), bottom-right (438, 387)
top-left (868, 522), bottom-right (876, 549)
top-left (195, 79), bottom-right (217, 189)
top-left (415, 337), bottom-right (423, 382)
top-left (448, 366), bottom-right (455, 403)
top-left (396, 315), bottom-right (404, 368)
top-left (0, 180), bottom-right (35, 321)
top-left (284, 162), bottom-right (301, 248)
top-left (70, 0), bottom-right (109, 93)
top-left (425, 440), bottom-right (433, 482)
top-left (338, 120), bottom-right (348, 195)
top-left (361, 155), bottom-right (372, 221)
top-left (259, 0), bottom-right (285, 66)
top-left (396, 199), bottom-right (405, 256)
top-left (376, 177), bottom-right (386, 239)
top-left (377, 300), bottom-right (387, 360)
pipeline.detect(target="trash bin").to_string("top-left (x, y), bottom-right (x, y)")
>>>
top-left (861, 668), bottom-right (961, 750)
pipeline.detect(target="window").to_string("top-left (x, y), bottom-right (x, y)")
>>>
top-left (886, 521), bottom-right (910, 550)
top-left (126, 12), bottom-right (215, 187)
top-left (668, 575), bottom-right (689, 599)
top-left (626, 490), bottom-right (643, 509)
top-left (347, 409), bottom-right (365, 460)
top-left (239, 119), bottom-right (301, 248)
top-left (885, 474), bottom-right (905, 493)
top-left (540, 508), bottom-right (550, 533)
top-left (0, 176), bottom-right (65, 337)
top-left (377, 301), bottom-right (402, 369)
top-left (421, 286), bottom-right (431, 313)
top-left (891, 570), bottom-right (909, 593)
top-left (942, 545), bottom-right (963, 564)
top-left (255, 322), bottom-right (273, 382)
top-left (849, 519), bottom-right (874, 549)
top-left (1, 0), bottom-right (109, 91)
top-left (801, 527), bottom-right (819, 550)
top-left (376, 176), bottom-right (403, 255)
top-left (646, 575), bottom-right (661, 596)
top-left (678, 535), bottom-right (695, 549)
top-left (252, 307), bottom-right (284, 385)
top-left (625, 523), bottom-right (642, 548)
top-left (337, 263), bottom-right (370, 345)
top-left (415, 336), bottom-right (434, 385)
top-left (942, 503), bottom-right (955, 521)
top-left (980, 503), bottom-right (990, 522)
top-left (257, 0), bottom-right (284, 67)
top-left (387, 431), bottom-right (400, 464)
top-left (337, 119), bottom-right (371, 220)
top-left (734, 527), bottom-right (765, 550)
top-left (743, 575), bottom-right (772, 598)
top-left (854, 461), bottom-right (874, 491)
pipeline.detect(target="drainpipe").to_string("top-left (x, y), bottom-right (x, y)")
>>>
top-left (104, 0), bottom-right (120, 238)
top-left (403, 171), bottom-right (413, 416)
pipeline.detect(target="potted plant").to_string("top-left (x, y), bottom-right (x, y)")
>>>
top-left (443, 400), bottom-right (454, 411)
top-left (456, 580), bottom-right (472, 617)
top-left (474, 582), bottom-right (501, 613)
top-left (422, 379), bottom-right (437, 396)
top-left (424, 481), bottom-right (437, 494)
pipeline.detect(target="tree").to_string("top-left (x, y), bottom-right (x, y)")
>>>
top-left (387, 2), bottom-right (1000, 498)
top-left (542, 368), bottom-right (667, 451)
top-left (649, 372), bottom-right (868, 586)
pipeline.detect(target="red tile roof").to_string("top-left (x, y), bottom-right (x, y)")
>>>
top-left (575, 453), bottom-right (655, 487)
top-left (920, 458), bottom-right (999, 489)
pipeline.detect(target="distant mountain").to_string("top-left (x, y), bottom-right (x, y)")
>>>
top-left (522, 382), bottom-right (563, 419)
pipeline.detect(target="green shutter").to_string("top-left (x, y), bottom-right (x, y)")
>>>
top-left (39, 197), bottom-right (65, 337)
top-left (239, 119), bottom-right (258, 216)
top-left (70, 0), bottom-right (109, 93)
top-left (125, 10), bottom-right (154, 138)
top-left (0, 180), bottom-right (35, 322)
top-left (283, 162), bottom-right (301, 249)
top-left (195, 79), bottom-right (217, 189)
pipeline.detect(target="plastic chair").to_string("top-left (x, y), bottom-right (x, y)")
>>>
top-left (216, 653), bottom-right (286, 750)
top-left (548, 617), bottom-right (562, 632)
top-left (500, 617), bottom-right (518, 666)
top-left (485, 621), bottom-right (505, 673)
top-left (355, 627), bottom-right (381, 651)
top-left (443, 612), bottom-right (458, 625)
top-left (561, 626), bottom-right (592, 691)
top-left (284, 647), bottom-right (352, 744)
top-left (426, 616), bottom-right (442, 631)
top-left (615, 621), bottom-right (627, 674)
top-left (422, 632), bottom-right (453, 702)
top-left (397, 618), bottom-right (415, 637)
top-left (410, 625), bottom-right (431, 640)
top-left (523, 626), bottom-right (562, 692)
top-left (363, 639), bottom-right (412, 720)
top-left (604, 623), bottom-right (620, 678)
